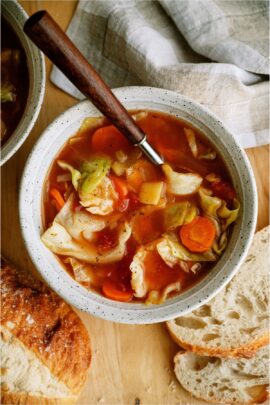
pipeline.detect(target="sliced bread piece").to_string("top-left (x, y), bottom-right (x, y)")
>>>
top-left (1, 257), bottom-right (91, 404)
top-left (167, 226), bottom-right (269, 358)
top-left (174, 347), bottom-right (269, 404)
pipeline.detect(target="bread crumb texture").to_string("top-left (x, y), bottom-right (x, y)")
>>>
top-left (174, 347), bottom-right (269, 404)
top-left (0, 258), bottom-right (91, 403)
top-left (167, 226), bottom-right (270, 357)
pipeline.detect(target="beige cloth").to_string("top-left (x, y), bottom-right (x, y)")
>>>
top-left (51, 0), bottom-right (269, 148)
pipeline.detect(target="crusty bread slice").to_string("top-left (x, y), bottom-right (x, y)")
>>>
top-left (167, 226), bottom-right (269, 358)
top-left (174, 347), bottom-right (269, 404)
top-left (0, 258), bottom-right (91, 405)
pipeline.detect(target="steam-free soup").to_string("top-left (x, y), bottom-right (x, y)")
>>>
top-left (1, 18), bottom-right (29, 145)
top-left (42, 111), bottom-right (240, 304)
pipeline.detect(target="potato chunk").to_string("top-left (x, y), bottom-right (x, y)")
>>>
top-left (139, 181), bottom-right (164, 205)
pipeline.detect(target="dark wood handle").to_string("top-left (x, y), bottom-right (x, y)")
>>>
top-left (24, 11), bottom-right (145, 145)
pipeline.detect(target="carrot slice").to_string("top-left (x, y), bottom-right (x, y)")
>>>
top-left (102, 279), bottom-right (133, 302)
top-left (179, 216), bottom-right (216, 253)
top-left (50, 188), bottom-right (65, 211)
top-left (91, 125), bottom-right (130, 155)
top-left (109, 175), bottom-right (129, 198)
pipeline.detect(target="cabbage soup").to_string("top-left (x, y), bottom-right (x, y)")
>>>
top-left (42, 111), bottom-right (240, 304)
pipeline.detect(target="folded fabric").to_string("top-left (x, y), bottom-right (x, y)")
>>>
top-left (51, 0), bottom-right (269, 148)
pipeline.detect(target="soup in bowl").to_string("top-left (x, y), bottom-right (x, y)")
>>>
top-left (1, 0), bottom-right (45, 165)
top-left (19, 87), bottom-right (257, 323)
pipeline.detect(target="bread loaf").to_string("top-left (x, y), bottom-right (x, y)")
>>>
top-left (174, 347), bottom-right (269, 404)
top-left (167, 226), bottom-right (269, 358)
top-left (0, 258), bottom-right (91, 404)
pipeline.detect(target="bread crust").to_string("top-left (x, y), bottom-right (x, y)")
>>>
top-left (166, 322), bottom-right (269, 358)
top-left (0, 258), bottom-right (91, 396)
top-left (1, 392), bottom-right (76, 405)
top-left (174, 351), bottom-right (269, 405)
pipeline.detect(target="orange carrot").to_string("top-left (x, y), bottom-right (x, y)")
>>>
top-left (109, 175), bottom-right (129, 198)
top-left (102, 279), bottom-right (133, 302)
top-left (91, 125), bottom-right (130, 155)
top-left (50, 188), bottom-right (65, 211)
top-left (179, 216), bottom-right (216, 253)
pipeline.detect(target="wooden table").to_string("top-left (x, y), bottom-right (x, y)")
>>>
top-left (2, 2), bottom-right (269, 404)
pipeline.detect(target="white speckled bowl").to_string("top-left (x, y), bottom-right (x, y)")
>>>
top-left (19, 87), bottom-right (257, 324)
top-left (1, 0), bottom-right (45, 165)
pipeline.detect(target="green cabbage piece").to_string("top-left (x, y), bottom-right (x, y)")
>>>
top-left (199, 187), bottom-right (240, 230)
top-left (57, 160), bottom-right (81, 190)
top-left (213, 231), bottom-right (228, 255)
top-left (57, 158), bottom-right (111, 196)
top-left (164, 202), bottom-right (197, 230)
top-left (199, 187), bottom-right (222, 217)
top-left (218, 199), bottom-right (240, 230)
top-left (79, 159), bottom-right (111, 196)
top-left (157, 234), bottom-right (217, 262)
top-left (1, 82), bottom-right (16, 103)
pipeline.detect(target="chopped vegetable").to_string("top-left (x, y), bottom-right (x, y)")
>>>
top-left (126, 158), bottom-right (159, 191)
top-left (130, 250), bottom-right (148, 298)
top-left (162, 164), bottom-right (202, 195)
top-left (139, 181), bottom-right (164, 205)
top-left (180, 216), bottom-right (216, 253)
top-left (50, 188), bottom-right (65, 211)
top-left (205, 173), bottom-right (221, 183)
top-left (115, 149), bottom-right (128, 163)
top-left (91, 125), bottom-right (130, 154)
top-left (112, 161), bottom-right (126, 176)
top-left (79, 158), bottom-right (111, 196)
top-left (213, 231), bottom-right (228, 255)
top-left (146, 282), bottom-right (181, 305)
top-left (110, 175), bottom-right (129, 198)
top-left (57, 160), bottom-right (81, 190)
top-left (156, 234), bottom-right (217, 265)
top-left (80, 176), bottom-right (118, 216)
top-left (1, 82), bottom-right (16, 103)
top-left (79, 116), bottom-right (104, 132)
top-left (184, 128), bottom-right (198, 157)
top-left (199, 149), bottom-right (217, 160)
top-left (131, 111), bottom-right (148, 122)
top-left (164, 201), bottom-right (197, 230)
top-left (102, 279), bottom-right (133, 302)
top-left (57, 173), bottom-right (72, 183)
top-left (198, 187), bottom-right (222, 217)
top-left (211, 181), bottom-right (237, 202)
top-left (218, 199), bottom-right (240, 229)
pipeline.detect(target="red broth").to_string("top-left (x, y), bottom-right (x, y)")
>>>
top-left (42, 111), bottom-right (238, 304)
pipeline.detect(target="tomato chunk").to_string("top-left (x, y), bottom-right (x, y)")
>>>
top-left (211, 181), bottom-right (236, 202)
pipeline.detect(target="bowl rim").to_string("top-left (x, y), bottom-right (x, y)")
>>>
top-left (1, 0), bottom-right (45, 166)
top-left (19, 86), bottom-right (258, 324)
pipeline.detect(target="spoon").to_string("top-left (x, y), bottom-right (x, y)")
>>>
top-left (24, 11), bottom-right (164, 165)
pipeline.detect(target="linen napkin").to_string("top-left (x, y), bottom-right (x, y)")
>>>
top-left (51, 0), bottom-right (269, 148)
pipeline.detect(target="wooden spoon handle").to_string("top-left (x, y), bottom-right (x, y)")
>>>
top-left (24, 11), bottom-right (147, 147)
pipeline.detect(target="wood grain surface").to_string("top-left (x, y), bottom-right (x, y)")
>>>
top-left (1, 2), bottom-right (269, 404)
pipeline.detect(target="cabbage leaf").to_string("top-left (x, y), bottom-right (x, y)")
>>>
top-left (164, 201), bottom-right (197, 230)
top-left (218, 198), bottom-right (240, 229)
top-left (156, 234), bottom-right (217, 266)
top-left (41, 195), bottom-right (131, 264)
top-left (198, 187), bottom-right (222, 217)
top-left (162, 164), bottom-right (202, 195)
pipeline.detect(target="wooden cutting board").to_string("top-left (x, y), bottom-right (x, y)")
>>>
top-left (2, 1), bottom-right (269, 404)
